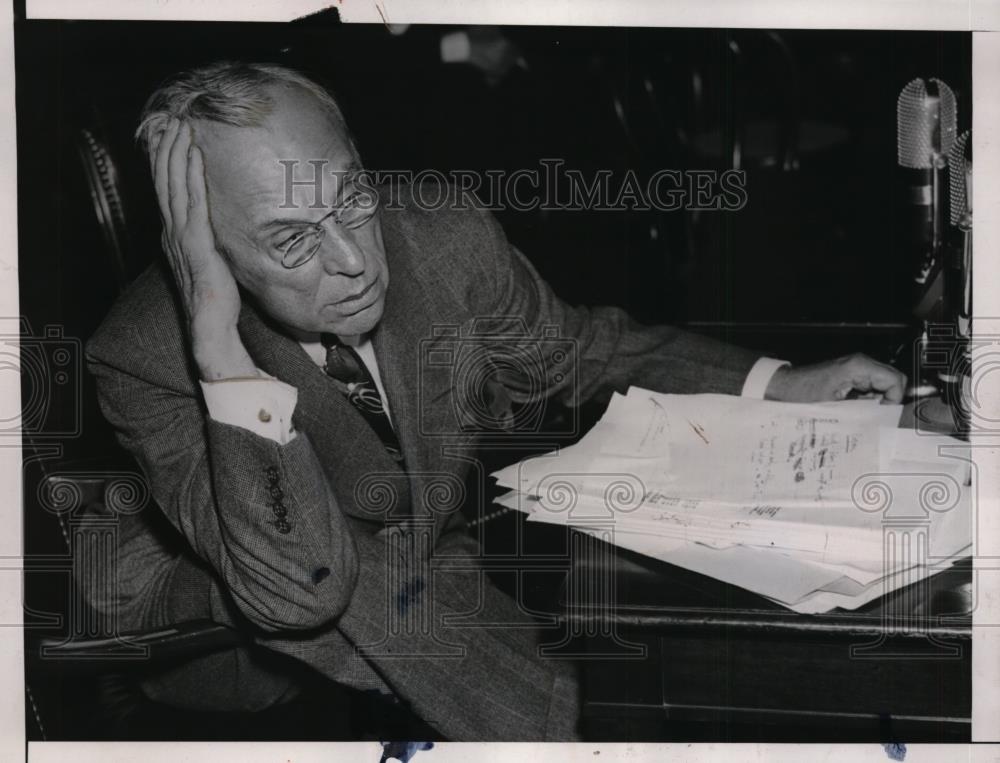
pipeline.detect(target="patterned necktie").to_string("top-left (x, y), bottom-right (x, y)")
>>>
top-left (321, 333), bottom-right (405, 466)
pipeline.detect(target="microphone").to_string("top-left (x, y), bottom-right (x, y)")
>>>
top-left (897, 78), bottom-right (957, 288)
top-left (932, 128), bottom-right (972, 434)
top-left (948, 129), bottom-right (972, 338)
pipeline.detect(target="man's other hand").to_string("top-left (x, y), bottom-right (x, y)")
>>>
top-left (764, 353), bottom-right (907, 404)
top-left (151, 118), bottom-right (256, 381)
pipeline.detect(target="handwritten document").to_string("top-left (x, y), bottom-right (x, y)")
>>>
top-left (492, 387), bottom-right (970, 612)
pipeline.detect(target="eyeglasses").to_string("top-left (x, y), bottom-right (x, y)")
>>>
top-left (274, 184), bottom-right (380, 270)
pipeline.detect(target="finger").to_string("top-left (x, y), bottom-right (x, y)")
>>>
top-left (151, 134), bottom-right (167, 221)
top-left (876, 366), bottom-right (908, 404)
top-left (186, 144), bottom-right (210, 225)
top-left (850, 361), bottom-right (907, 404)
top-left (149, 132), bottom-right (163, 175)
top-left (153, 118), bottom-right (180, 227)
top-left (168, 121), bottom-right (193, 230)
top-left (186, 145), bottom-right (216, 261)
top-left (161, 228), bottom-right (184, 280)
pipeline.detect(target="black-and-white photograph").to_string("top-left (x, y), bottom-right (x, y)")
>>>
top-left (14, 5), bottom-right (982, 753)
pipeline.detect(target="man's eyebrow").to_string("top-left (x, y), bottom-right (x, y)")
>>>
top-left (256, 162), bottom-right (364, 234)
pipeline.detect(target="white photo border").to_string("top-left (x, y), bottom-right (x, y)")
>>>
top-left (6, 1), bottom-right (999, 761)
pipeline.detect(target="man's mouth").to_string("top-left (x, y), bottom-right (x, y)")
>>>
top-left (336, 278), bottom-right (377, 305)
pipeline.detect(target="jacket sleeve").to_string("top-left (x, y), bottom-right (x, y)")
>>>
top-left (85, 346), bottom-right (360, 633)
top-left (471, 209), bottom-right (764, 408)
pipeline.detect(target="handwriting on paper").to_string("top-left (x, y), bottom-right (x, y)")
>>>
top-left (750, 416), bottom-right (862, 501)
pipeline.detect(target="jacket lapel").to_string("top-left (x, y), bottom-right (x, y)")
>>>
top-left (372, 217), bottom-right (454, 534)
top-left (237, 299), bottom-right (409, 524)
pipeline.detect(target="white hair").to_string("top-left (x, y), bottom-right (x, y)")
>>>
top-left (135, 60), bottom-right (355, 157)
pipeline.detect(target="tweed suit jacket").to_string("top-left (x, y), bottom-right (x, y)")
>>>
top-left (83, 189), bottom-right (763, 740)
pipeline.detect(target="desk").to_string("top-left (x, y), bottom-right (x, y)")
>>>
top-left (560, 545), bottom-right (970, 741)
top-left (555, 398), bottom-right (972, 741)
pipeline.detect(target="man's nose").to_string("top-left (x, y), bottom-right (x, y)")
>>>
top-left (317, 227), bottom-right (366, 276)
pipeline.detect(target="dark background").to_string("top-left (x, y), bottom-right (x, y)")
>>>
top-left (16, 16), bottom-right (972, 740)
top-left (17, 20), bottom-right (972, 337)
top-left (14, 20), bottom-right (973, 457)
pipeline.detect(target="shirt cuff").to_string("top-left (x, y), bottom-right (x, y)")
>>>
top-left (741, 357), bottom-right (791, 399)
top-left (200, 372), bottom-right (298, 445)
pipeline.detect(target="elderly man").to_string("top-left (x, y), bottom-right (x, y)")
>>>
top-left (84, 60), bottom-right (906, 741)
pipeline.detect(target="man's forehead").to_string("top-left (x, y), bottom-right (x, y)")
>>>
top-left (199, 130), bottom-right (353, 188)
top-left (195, 88), bottom-right (356, 216)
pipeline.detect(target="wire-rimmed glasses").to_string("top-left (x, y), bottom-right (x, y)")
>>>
top-left (274, 182), bottom-right (380, 269)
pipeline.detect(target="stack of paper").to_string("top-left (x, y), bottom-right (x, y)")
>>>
top-left (492, 387), bottom-right (972, 613)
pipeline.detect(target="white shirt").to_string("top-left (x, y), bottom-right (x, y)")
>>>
top-left (200, 333), bottom-right (390, 446)
top-left (200, 341), bottom-right (788, 445)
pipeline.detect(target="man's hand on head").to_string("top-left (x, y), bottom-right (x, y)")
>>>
top-left (764, 353), bottom-right (907, 405)
top-left (152, 118), bottom-right (256, 381)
